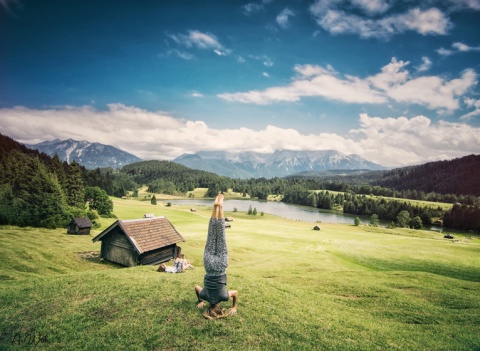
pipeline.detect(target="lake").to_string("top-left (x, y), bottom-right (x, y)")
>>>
top-left (167, 198), bottom-right (444, 231)
top-left (167, 199), bottom-right (370, 225)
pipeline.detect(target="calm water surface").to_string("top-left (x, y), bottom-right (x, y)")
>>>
top-left (168, 199), bottom-right (369, 225)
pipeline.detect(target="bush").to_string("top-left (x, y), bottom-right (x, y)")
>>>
top-left (354, 217), bottom-right (360, 226)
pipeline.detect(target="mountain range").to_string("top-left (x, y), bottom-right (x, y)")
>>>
top-left (173, 150), bottom-right (385, 178)
top-left (25, 139), bottom-right (142, 169)
top-left (24, 138), bottom-right (386, 176)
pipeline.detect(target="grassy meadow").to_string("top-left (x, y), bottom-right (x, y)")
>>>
top-left (0, 196), bottom-right (479, 350)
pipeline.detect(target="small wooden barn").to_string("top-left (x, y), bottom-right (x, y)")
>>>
top-left (92, 217), bottom-right (185, 267)
top-left (67, 217), bottom-right (92, 235)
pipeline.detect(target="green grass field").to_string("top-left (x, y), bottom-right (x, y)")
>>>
top-left (1, 197), bottom-right (479, 350)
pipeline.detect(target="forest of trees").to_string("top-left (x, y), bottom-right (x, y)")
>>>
top-left (300, 154), bottom-right (480, 197)
top-left (1, 133), bottom-right (479, 231)
top-left (0, 134), bottom-right (114, 228)
top-left (283, 188), bottom-right (444, 228)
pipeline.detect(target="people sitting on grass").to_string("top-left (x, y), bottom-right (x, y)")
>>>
top-left (158, 253), bottom-right (194, 273)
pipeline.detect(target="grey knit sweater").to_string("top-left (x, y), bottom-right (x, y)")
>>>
top-left (203, 218), bottom-right (228, 276)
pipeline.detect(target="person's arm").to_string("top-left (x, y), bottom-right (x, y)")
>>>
top-left (228, 290), bottom-right (238, 314)
top-left (194, 285), bottom-right (205, 308)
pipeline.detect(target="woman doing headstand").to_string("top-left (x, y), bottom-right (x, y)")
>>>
top-left (194, 194), bottom-right (238, 318)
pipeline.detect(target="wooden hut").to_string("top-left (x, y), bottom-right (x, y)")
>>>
top-left (92, 217), bottom-right (185, 267)
top-left (67, 217), bottom-right (92, 235)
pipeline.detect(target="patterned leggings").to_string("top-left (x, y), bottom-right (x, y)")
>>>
top-left (203, 218), bottom-right (228, 276)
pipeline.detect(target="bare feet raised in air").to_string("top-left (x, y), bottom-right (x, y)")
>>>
top-left (214, 193), bottom-right (224, 206)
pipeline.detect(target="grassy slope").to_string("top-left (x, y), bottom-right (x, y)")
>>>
top-left (0, 198), bottom-right (479, 351)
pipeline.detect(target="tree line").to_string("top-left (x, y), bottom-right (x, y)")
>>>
top-left (0, 134), bottom-right (113, 228)
top-left (104, 157), bottom-right (480, 232)
top-left (282, 188), bottom-right (445, 229)
top-left (301, 154), bottom-right (480, 197)
top-left (1, 133), bottom-right (479, 231)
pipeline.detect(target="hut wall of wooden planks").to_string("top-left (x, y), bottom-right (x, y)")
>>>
top-left (92, 217), bottom-right (185, 267)
top-left (67, 217), bottom-right (92, 235)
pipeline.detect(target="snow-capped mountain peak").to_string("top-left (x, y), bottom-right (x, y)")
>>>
top-left (25, 139), bottom-right (142, 169)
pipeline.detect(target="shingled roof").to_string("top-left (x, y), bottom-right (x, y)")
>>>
top-left (92, 217), bottom-right (185, 254)
top-left (72, 217), bottom-right (92, 228)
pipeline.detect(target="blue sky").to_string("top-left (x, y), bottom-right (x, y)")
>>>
top-left (1, 0), bottom-right (479, 167)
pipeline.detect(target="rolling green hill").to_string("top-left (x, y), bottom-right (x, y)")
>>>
top-left (294, 154), bottom-right (480, 197)
top-left (1, 197), bottom-right (479, 350)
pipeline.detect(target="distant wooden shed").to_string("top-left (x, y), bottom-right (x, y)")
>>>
top-left (92, 217), bottom-right (185, 267)
top-left (67, 217), bottom-right (92, 235)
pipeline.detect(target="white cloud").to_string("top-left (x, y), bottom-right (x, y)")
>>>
top-left (386, 69), bottom-right (477, 112)
top-left (452, 41), bottom-right (480, 52)
top-left (437, 47), bottom-right (453, 56)
top-left (214, 49), bottom-right (229, 56)
top-left (367, 58), bottom-right (410, 91)
top-left (218, 58), bottom-right (477, 113)
top-left (167, 30), bottom-right (229, 56)
top-left (1, 105), bottom-right (478, 168)
top-left (243, 2), bottom-right (264, 15)
top-left (452, 42), bottom-right (471, 51)
top-left (309, 1), bottom-right (451, 39)
top-left (351, 113), bottom-right (480, 166)
top-left (218, 63), bottom-right (387, 105)
top-left (416, 56), bottom-right (432, 72)
top-left (350, 0), bottom-right (391, 15)
top-left (446, 0), bottom-right (480, 11)
top-left (438, 42), bottom-right (480, 57)
top-left (390, 7), bottom-right (451, 35)
top-left (242, 0), bottom-right (273, 15)
top-left (276, 8), bottom-right (295, 28)
top-left (460, 98), bottom-right (480, 120)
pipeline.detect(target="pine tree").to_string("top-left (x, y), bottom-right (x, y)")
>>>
top-left (50, 153), bottom-right (67, 190)
top-left (65, 160), bottom-right (85, 208)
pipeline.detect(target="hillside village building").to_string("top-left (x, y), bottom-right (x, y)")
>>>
top-left (67, 217), bottom-right (92, 235)
top-left (92, 217), bottom-right (185, 267)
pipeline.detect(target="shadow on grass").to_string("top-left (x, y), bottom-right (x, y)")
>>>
top-left (77, 251), bottom-right (126, 268)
